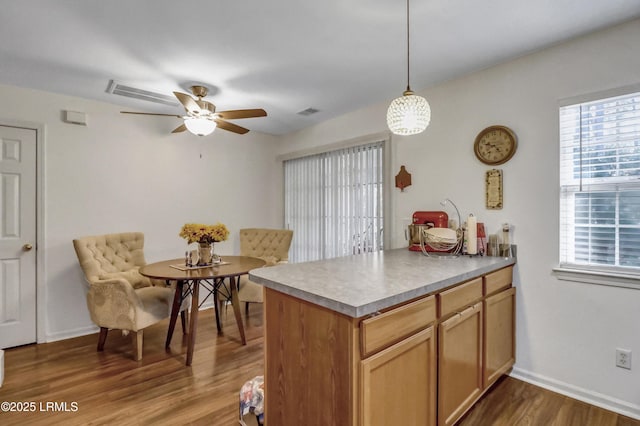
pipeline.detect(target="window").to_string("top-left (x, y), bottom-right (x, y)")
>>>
top-left (284, 141), bottom-right (384, 263)
top-left (559, 91), bottom-right (640, 279)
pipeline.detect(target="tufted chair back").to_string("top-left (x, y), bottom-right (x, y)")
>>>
top-left (73, 232), bottom-right (154, 289)
top-left (239, 228), bottom-right (293, 265)
top-left (238, 228), bottom-right (293, 309)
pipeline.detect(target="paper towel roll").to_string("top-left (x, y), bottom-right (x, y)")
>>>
top-left (467, 214), bottom-right (477, 255)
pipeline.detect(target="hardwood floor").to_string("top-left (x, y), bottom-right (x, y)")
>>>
top-left (0, 304), bottom-right (265, 426)
top-left (0, 304), bottom-right (638, 426)
top-left (460, 376), bottom-right (639, 426)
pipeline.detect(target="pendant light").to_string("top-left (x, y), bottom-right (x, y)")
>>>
top-left (387, 0), bottom-right (431, 135)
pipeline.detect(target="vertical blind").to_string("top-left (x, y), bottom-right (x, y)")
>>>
top-left (284, 141), bottom-right (384, 263)
top-left (559, 91), bottom-right (640, 272)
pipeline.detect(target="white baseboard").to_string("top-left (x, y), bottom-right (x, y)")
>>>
top-left (45, 325), bottom-right (99, 343)
top-left (510, 367), bottom-right (640, 420)
top-left (45, 305), bottom-right (217, 343)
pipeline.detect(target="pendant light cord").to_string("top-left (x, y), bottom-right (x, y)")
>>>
top-left (406, 0), bottom-right (411, 92)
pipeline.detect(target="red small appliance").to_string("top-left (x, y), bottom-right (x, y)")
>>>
top-left (407, 211), bottom-right (449, 251)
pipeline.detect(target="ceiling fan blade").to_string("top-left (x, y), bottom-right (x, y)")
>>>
top-left (173, 92), bottom-right (201, 114)
top-left (215, 119), bottom-right (250, 135)
top-left (216, 109), bottom-right (267, 120)
top-left (172, 123), bottom-right (187, 133)
top-left (121, 111), bottom-right (182, 118)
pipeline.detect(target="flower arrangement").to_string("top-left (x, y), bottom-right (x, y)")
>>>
top-left (179, 222), bottom-right (230, 245)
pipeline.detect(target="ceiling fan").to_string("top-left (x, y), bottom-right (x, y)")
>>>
top-left (121, 85), bottom-right (267, 136)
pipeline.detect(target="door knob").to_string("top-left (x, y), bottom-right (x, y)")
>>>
top-left (23, 243), bottom-right (33, 251)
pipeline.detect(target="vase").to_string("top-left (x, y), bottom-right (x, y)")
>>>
top-left (197, 242), bottom-right (213, 266)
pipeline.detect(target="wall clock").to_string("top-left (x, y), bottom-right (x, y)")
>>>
top-left (474, 125), bottom-right (517, 165)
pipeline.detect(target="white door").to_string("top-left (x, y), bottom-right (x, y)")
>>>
top-left (0, 125), bottom-right (37, 349)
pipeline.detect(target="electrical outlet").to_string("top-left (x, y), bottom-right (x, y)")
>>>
top-left (616, 348), bottom-right (632, 370)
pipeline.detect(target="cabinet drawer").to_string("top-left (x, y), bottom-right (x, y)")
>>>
top-left (361, 295), bottom-right (436, 358)
top-left (484, 266), bottom-right (513, 295)
top-left (438, 278), bottom-right (482, 318)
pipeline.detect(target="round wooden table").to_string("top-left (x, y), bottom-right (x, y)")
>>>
top-left (140, 256), bottom-right (266, 366)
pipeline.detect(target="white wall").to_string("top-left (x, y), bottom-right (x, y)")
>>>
top-left (276, 20), bottom-right (640, 418)
top-left (0, 83), bottom-right (282, 341)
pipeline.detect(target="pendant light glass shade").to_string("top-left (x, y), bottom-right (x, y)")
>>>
top-left (387, 90), bottom-right (431, 135)
top-left (184, 117), bottom-right (217, 136)
top-left (387, 0), bottom-right (430, 135)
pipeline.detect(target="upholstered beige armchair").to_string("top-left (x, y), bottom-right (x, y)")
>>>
top-left (238, 228), bottom-right (293, 312)
top-left (73, 232), bottom-right (187, 361)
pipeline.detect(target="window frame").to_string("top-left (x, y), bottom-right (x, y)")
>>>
top-left (554, 85), bottom-right (640, 290)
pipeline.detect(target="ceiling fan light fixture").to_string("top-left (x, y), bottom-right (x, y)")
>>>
top-left (184, 117), bottom-right (217, 136)
top-left (387, 89), bottom-right (431, 135)
top-left (387, 0), bottom-right (431, 136)
top-left (121, 85), bottom-right (266, 136)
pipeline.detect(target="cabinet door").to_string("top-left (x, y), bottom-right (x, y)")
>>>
top-left (438, 302), bottom-right (483, 426)
top-left (360, 326), bottom-right (436, 426)
top-left (484, 287), bottom-right (516, 388)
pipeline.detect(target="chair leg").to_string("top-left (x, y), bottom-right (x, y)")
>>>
top-left (181, 310), bottom-right (189, 334)
top-left (132, 330), bottom-right (143, 361)
top-left (245, 301), bottom-right (250, 315)
top-left (97, 327), bottom-right (108, 351)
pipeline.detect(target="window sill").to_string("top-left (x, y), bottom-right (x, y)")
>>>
top-left (553, 267), bottom-right (640, 290)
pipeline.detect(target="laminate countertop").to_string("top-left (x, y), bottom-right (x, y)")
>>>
top-left (249, 248), bottom-right (516, 318)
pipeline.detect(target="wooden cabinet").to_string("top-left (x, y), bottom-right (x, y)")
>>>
top-left (484, 287), bottom-right (516, 388)
top-left (360, 326), bottom-right (436, 426)
top-left (437, 277), bottom-right (484, 426)
top-left (360, 296), bottom-right (437, 425)
top-left (264, 288), bottom-right (354, 426)
top-left (436, 267), bottom-right (515, 426)
top-left (263, 265), bottom-right (515, 426)
top-left (437, 302), bottom-right (483, 426)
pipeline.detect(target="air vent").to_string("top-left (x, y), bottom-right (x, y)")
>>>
top-left (297, 107), bottom-right (320, 116)
top-left (106, 80), bottom-right (179, 107)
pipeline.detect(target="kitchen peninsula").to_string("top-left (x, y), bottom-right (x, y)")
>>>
top-left (250, 249), bottom-right (517, 426)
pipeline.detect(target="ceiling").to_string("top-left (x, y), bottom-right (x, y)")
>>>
top-left (1, 1), bottom-right (639, 136)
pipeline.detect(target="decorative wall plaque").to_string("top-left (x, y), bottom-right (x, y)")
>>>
top-left (395, 165), bottom-right (412, 191)
top-left (485, 169), bottom-right (503, 209)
